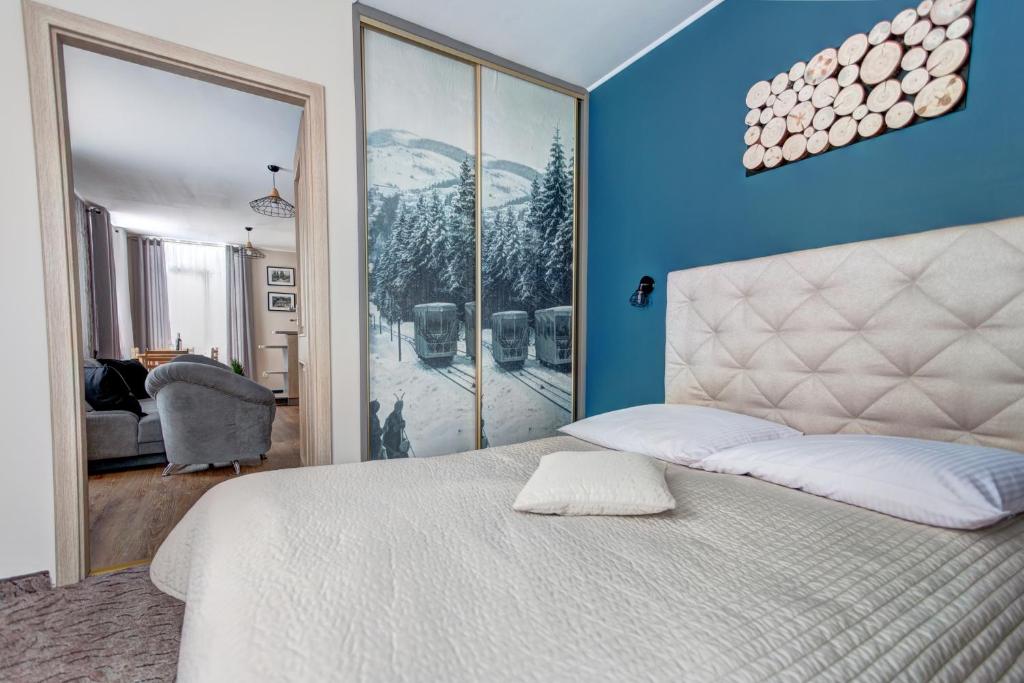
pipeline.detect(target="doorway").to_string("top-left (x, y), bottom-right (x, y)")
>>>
top-left (24, 1), bottom-right (332, 585)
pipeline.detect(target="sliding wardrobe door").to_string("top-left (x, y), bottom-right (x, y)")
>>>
top-left (479, 68), bottom-right (577, 447)
top-left (363, 30), bottom-right (477, 459)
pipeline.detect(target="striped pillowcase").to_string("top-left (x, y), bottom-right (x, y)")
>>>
top-left (699, 435), bottom-right (1024, 529)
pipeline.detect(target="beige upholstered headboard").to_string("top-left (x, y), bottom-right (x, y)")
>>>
top-left (665, 216), bottom-right (1024, 453)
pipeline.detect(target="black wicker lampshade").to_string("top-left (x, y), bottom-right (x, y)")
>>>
top-left (241, 226), bottom-right (266, 259)
top-left (250, 164), bottom-right (295, 218)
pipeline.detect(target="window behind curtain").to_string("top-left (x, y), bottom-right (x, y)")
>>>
top-left (164, 242), bottom-right (227, 357)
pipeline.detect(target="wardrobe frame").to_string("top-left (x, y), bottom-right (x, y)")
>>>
top-left (352, 3), bottom-right (589, 457)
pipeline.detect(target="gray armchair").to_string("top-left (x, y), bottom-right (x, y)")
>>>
top-left (146, 355), bottom-right (276, 475)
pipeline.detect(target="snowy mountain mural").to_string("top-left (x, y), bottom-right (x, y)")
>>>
top-left (363, 29), bottom-right (576, 461)
top-left (367, 129), bottom-right (537, 211)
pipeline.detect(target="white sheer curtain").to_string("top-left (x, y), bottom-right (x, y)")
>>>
top-left (111, 227), bottom-right (135, 359)
top-left (164, 241), bottom-right (228, 358)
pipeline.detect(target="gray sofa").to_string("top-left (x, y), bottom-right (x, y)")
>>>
top-left (85, 359), bottom-right (164, 463)
top-left (146, 354), bottom-right (276, 475)
top-left (84, 355), bottom-right (276, 475)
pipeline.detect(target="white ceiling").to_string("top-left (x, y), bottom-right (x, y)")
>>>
top-left (63, 46), bottom-right (303, 252)
top-left (358, 0), bottom-right (721, 90)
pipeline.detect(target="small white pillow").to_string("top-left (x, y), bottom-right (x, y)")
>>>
top-left (699, 435), bottom-right (1024, 529)
top-left (559, 404), bottom-right (801, 467)
top-left (513, 451), bottom-right (676, 516)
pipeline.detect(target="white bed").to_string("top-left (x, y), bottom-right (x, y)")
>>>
top-left (152, 217), bottom-right (1024, 681)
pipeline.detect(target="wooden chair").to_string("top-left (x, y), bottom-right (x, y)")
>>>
top-left (134, 349), bottom-right (189, 370)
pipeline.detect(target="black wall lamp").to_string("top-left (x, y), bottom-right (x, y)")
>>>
top-left (629, 275), bottom-right (655, 308)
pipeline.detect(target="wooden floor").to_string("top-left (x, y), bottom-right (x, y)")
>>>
top-left (88, 405), bottom-right (300, 571)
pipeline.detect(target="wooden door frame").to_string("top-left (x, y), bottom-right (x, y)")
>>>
top-left (22, 0), bottom-right (333, 585)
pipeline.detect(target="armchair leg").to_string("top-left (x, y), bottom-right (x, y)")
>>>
top-left (162, 463), bottom-right (185, 477)
top-left (232, 460), bottom-right (241, 475)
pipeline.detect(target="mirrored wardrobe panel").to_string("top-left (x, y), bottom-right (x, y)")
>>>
top-left (479, 68), bottom-right (576, 448)
top-left (363, 30), bottom-right (478, 458)
top-left (361, 24), bottom-right (581, 459)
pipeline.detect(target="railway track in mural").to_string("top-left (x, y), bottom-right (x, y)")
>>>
top-left (481, 341), bottom-right (572, 414)
top-left (399, 334), bottom-right (476, 395)
top-left (394, 332), bottom-right (571, 412)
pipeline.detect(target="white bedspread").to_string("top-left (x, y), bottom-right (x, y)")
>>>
top-left (151, 436), bottom-right (1024, 682)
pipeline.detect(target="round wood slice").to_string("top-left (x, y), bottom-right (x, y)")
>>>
top-left (839, 33), bottom-right (869, 66)
top-left (838, 64), bottom-right (860, 88)
top-left (914, 73), bottom-right (966, 117)
top-left (787, 101), bottom-right (815, 133)
top-left (805, 48), bottom-right (839, 85)
top-left (743, 143), bottom-right (766, 171)
top-left (771, 72), bottom-right (790, 94)
top-left (745, 126), bottom-right (762, 146)
top-left (930, 0), bottom-right (975, 26)
top-left (767, 94), bottom-right (777, 107)
top-left (760, 116), bottom-right (788, 147)
top-left (918, 0), bottom-right (934, 16)
top-left (853, 104), bottom-right (870, 121)
top-left (858, 112), bottom-right (885, 138)
top-left (904, 19), bottom-right (932, 46)
top-left (760, 107), bottom-right (774, 125)
top-left (946, 16), bottom-right (972, 39)
top-left (892, 9), bottom-right (919, 35)
top-left (869, 20), bottom-right (892, 46)
top-left (798, 84), bottom-right (814, 102)
top-left (828, 116), bottom-right (858, 147)
top-left (773, 89), bottom-right (798, 117)
top-left (927, 38), bottom-right (969, 76)
top-left (886, 100), bottom-right (916, 128)
top-left (813, 106), bottom-right (836, 132)
top-left (782, 134), bottom-right (808, 162)
top-left (923, 27), bottom-right (947, 51)
top-left (803, 127), bottom-right (815, 138)
top-left (812, 78), bottom-right (840, 108)
top-left (763, 145), bottom-right (784, 169)
top-left (807, 129), bottom-right (830, 155)
top-left (834, 83), bottom-right (865, 116)
top-left (867, 79), bottom-right (903, 113)
top-left (861, 41), bottom-right (904, 85)
top-left (745, 109), bottom-right (761, 126)
top-left (902, 46), bottom-right (929, 70)
top-left (746, 80), bottom-right (772, 109)
top-left (902, 68), bottom-right (931, 95)
top-left (789, 61), bottom-right (807, 81)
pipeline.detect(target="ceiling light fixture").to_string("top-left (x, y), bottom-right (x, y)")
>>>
top-left (249, 164), bottom-right (295, 218)
top-left (241, 226), bottom-right (266, 259)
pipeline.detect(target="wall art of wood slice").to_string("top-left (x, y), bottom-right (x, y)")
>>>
top-left (742, 0), bottom-right (974, 175)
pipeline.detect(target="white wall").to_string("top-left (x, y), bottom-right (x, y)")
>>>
top-left (0, 0), bottom-right (361, 580)
top-left (250, 250), bottom-right (300, 391)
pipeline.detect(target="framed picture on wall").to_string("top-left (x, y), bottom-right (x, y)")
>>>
top-left (268, 291), bottom-right (296, 312)
top-left (267, 265), bottom-right (295, 286)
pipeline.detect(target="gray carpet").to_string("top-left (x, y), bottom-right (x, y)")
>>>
top-left (0, 566), bottom-right (182, 682)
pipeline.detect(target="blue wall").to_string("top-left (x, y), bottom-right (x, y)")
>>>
top-left (585, 0), bottom-right (1024, 416)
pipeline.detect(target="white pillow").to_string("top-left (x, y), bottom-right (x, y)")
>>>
top-left (699, 435), bottom-right (1024, 529)
top-left (558, 404), bottom-right (801, 467)
top-left (513, 451), bottom-right (676, 516)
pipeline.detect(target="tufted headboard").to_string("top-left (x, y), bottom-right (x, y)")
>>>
top-left (665, 216), bottom-right (1024, 453)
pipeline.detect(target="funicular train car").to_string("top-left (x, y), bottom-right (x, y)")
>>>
top-left (464, 302), bottom-right (476, 358)
top-left (490, 310), bottom-right (529, 369)
top-left (535, 306), bottom-right (572, 370)
top-left (412, 302), bottom-right (459, 366)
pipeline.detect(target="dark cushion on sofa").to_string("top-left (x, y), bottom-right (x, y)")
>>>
top-left (84, 365), bottom-right (144, 416)
top-left (98, 358), bottom-right (150, 399)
